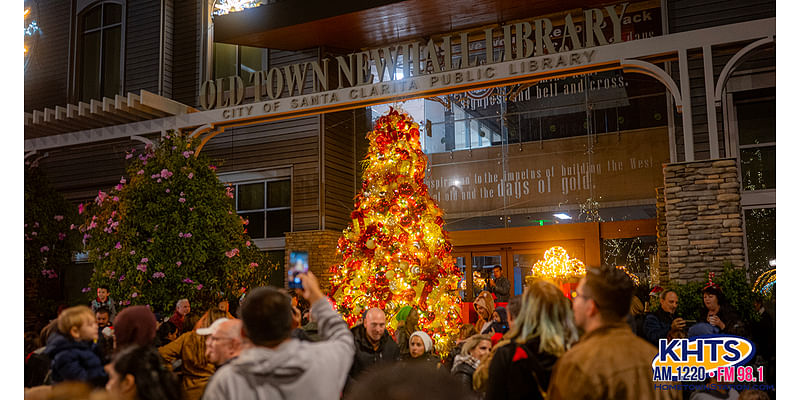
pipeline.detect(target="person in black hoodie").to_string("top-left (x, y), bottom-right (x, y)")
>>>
top-left (485, 280), bottom-right (578, 400)
top-left (347, 308), bottom-right (399, 386)
top-left (44, 305), bottom-right (107, 387)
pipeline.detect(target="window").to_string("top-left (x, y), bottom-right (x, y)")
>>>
top-left (234, 179), bottom-right (291, 239)
top-left (727, 84), bottom-right (775, 277)
top-left (214, 43), bottom-right (268, 83)
top-left (735, 93), bottom-right (776, 191)
top-left (77, 2), bottom-right (123, 102)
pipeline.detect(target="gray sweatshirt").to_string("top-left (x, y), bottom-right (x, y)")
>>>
top-left (201, 297), bottom-right (355, 400)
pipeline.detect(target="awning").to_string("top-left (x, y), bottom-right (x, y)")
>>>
top-left (24, 90), bottom-right (197, 138)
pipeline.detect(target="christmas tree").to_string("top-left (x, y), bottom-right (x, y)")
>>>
top-left (329, 108), bottom-right (462, 353)
top-left (80, 132), bottom-right (276, 315)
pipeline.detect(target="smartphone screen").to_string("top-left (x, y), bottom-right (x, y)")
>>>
top-left (288, 251), bottom-right (309, 289)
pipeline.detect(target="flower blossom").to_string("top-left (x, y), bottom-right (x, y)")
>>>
top-left (225, 248), bottom-right (240, 258)
top-left (137, 169), bottom-right (145, 175)
top-left (183, 278), bottom-right (194, 284)
top-left (176, 261), bottom-right (182, 266)
top-left (40, 246), bottom-right (49, 252)
top-left (78, 204), bottom-right (85, 215)
top-left (141, 258), bottom-right (148, 263)
top-left (81, 287), bottom-right (91, 293)
top-left (131, 292), bottom-right (138, 298)
top-left (187, 172), bottom-right (194, 179)
top-left (153, 272), bottom-right (165, 278)
top-left (136, 264), bottom-right (147, 272)
top-left (54, 215), bottom-right (64, 221)
top-left (196, 284), bottom-right (203, 290)
top-left (130, 250), bottom-right (136, 255)
top-left (179, 198), bottom-right (186, 203)
top-left (160, 169), bottom-right (173, 179)
top-left (249, 262), bottom-right (258, 268)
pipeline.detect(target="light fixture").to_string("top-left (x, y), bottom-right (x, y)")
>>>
top-left (553, 213), bottom-right (572, 220)
top-left (769, 259), bottom-right (776, 267)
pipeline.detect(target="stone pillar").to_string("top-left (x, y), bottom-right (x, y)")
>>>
top-left (663, 158), bottom-right (745, 283)
top-left (654, 187), bottom-right (668, 285)
top-left (285, 230), bottom-right (343, 293)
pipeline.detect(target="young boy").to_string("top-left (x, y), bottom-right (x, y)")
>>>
top-left (91, 286), bottom-right (117, 322)
top-left (44, 305), bottom-right (107, 386)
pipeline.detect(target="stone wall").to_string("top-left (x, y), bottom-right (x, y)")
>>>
top-left (655, 186), bottom-right (668, 284)
top-left (663, 158), bottom-right (745, 283)
top-left (285, 230), bottom-right (343, 293)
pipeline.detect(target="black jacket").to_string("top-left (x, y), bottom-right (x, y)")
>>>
top-left (348, 324), bottom-right (400, 381)
top-left (44, 332), bottom-right (107, 387)
top-left (451, 359), bottom-right (477, 391)
top-left (485, 338), bottom-right (558, 400)
top-left (643, 308), bottom-right (674, 345)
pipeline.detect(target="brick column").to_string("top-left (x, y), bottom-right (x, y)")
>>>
top-left (663, 158), bottom-right (745, 283)
top-left (284, 230), bottom-right (343, 293)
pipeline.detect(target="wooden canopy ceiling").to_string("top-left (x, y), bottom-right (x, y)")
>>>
top-left (213, 0), bottom-right (612, 51)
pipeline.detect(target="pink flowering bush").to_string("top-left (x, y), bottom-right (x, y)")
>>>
top-left (24, 166), bottom-right (82, 329)
top-left (80, 132), bottom-right (275, 315)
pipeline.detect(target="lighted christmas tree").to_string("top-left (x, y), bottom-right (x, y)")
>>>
top-left (329, 108), bottom-right (462, 353)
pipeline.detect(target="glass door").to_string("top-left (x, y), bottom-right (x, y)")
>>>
top-left (471, 253), bottom-right (502, 298)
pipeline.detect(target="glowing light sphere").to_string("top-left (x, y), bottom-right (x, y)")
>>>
top-left (529, 246), bottom-right (586, 283)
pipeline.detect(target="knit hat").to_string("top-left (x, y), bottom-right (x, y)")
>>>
top-left (395, 306), bottom-right (413, 322)
top-left (409, 330), bottom-right (433, 353)
top-left (114, 305), bottom-right (157, 351)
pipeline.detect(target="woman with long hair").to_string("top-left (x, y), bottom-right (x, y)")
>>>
top-left (451, 333), bottom-right (492, 392)
top-left (158, 308), bottom-right (227, 400)
top-left (485, 279), bottom-right (578, 400)
top-left (105, 345), bottom-right (181, 400)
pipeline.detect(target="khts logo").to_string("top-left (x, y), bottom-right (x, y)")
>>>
top-left (652, 336), bottom-right (754, 382)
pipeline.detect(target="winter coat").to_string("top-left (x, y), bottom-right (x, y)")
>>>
top-left (700, 305), bottom-right (747, 336)
top-left (348, 323), bottom-right (400, 382)
top-left (643, 308), bottom-right (675, 345)
top-left (159, 331), bottom-right (215, 400)
top-left (486, 337), bottom-right (558, 400)
top-left (44, 332), bottom-right (107, 386)
top-left (25, 347), bottom-right (51, 388)
top-left (201, 297), bottom-right (355, 400)
top-left (451, 354), bottom-right (480, 392)
top-left (400, 351), bottom-right (440, 369)
top-left (547, 322), bottom-right (681, 400)
top-left (488, 276), bottom-right (511, 302)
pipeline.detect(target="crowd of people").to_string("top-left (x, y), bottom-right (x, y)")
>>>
top-left (23, 267), bottom-right (775, 400)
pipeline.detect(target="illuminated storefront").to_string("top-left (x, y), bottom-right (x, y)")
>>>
top-left (24, 0), bottom-right (775, 306)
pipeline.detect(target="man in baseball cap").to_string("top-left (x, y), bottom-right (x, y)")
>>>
top-left (198, 318), bottom-right (244, 367)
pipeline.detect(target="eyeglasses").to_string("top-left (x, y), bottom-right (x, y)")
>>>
top-left (572, 290), bottom-right (592, 301)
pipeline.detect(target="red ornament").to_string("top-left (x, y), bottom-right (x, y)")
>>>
top-left (398, 183), bottom-right (414, 196)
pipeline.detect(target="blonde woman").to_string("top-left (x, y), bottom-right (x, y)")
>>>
top-left (450, 333), bottom-right (492, 392)
top-left (485, 279), bottom-right (578, 400)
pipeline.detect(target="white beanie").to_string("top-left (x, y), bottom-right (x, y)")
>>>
top-left (409, 330), bottom-right (433, 353)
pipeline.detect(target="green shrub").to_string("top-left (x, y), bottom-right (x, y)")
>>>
top-left (24, 165), bottom-right (83, 326)
top-left (649, 265), bottom-right (759, 325)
